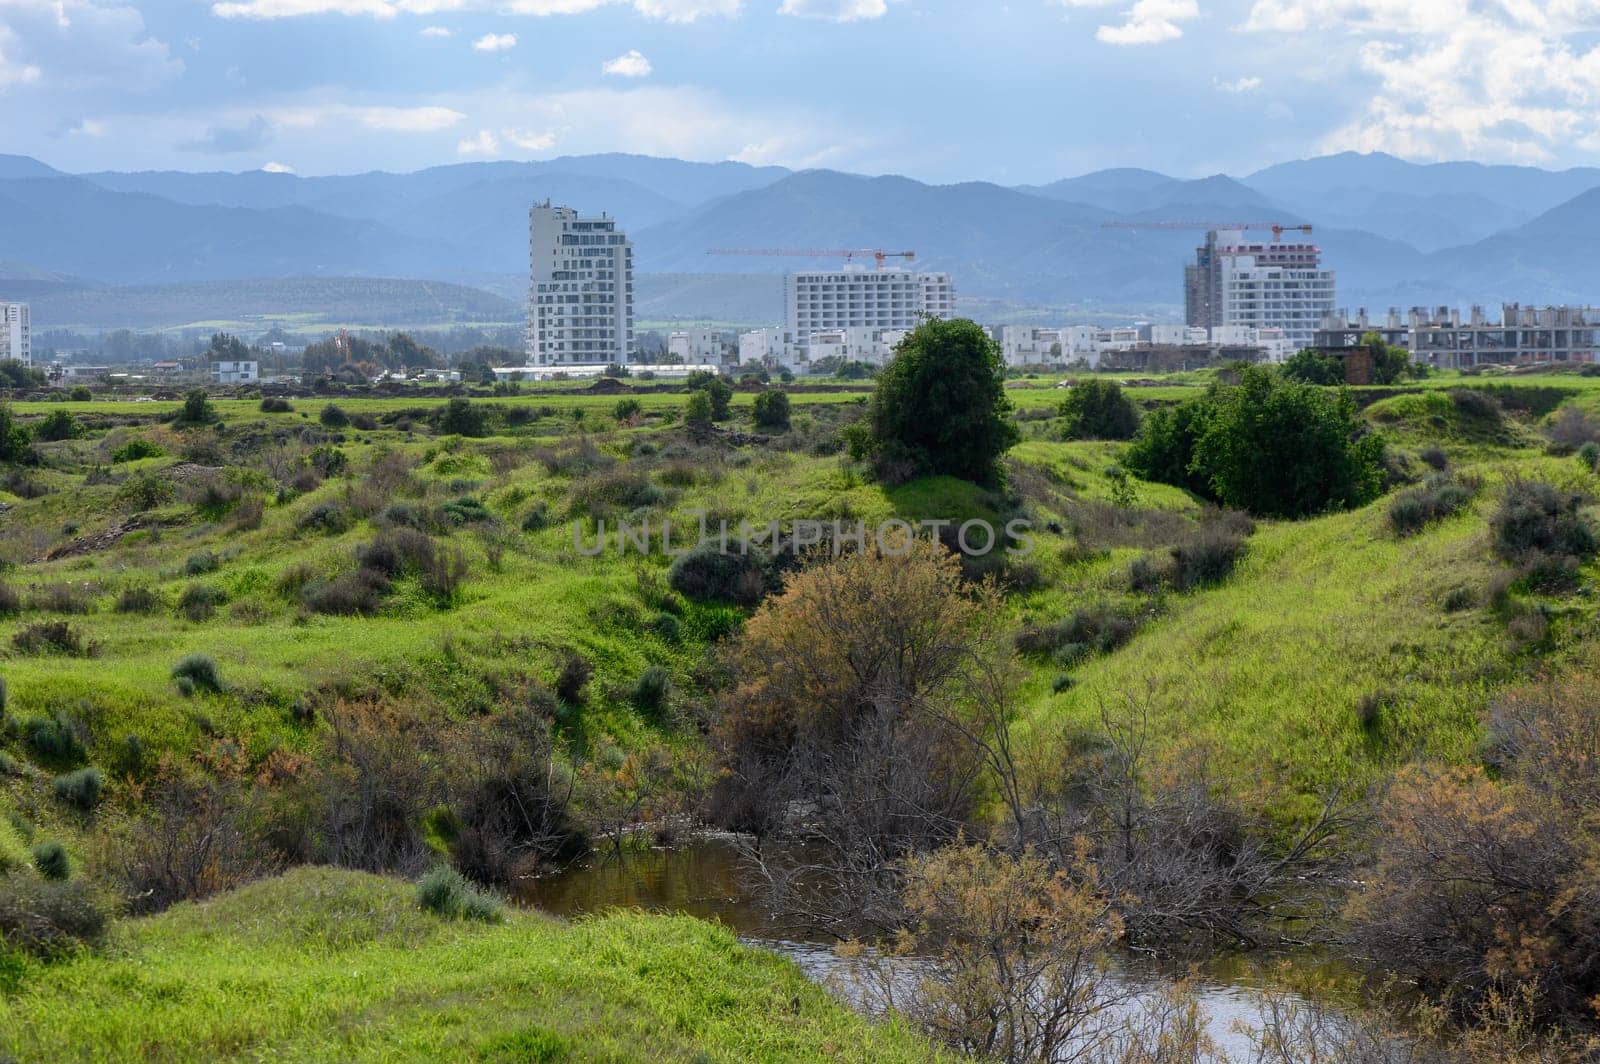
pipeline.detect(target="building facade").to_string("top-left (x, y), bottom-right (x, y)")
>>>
top-left (526, 204), bottom-right (633, 366)
top-left (1185, 229), bottom-right (1335, 351)
top-left (0, 302), bottom-right (30, 367)
top-left (211, 360), bottom-right (258, 384)
top-left (1317, 304), bottom-right (1600, 369)
top-left (668, 328), bottom-right (736, 365)
top-left (784, 266), bottom-right (955, 343)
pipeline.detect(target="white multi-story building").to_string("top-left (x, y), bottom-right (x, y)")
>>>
top-left (739, 327), bottom-right (799, 368)
top-left (806, 327), bottom-right (909, 366)
top-left (784, 266), bottom-right (955, 343)
top-left (526, 204), bottom-right (633, 366)
top-left (668, 328), bottom-right (736, 365)
top-left (1317, 304), bottom-right (1600, 369)
top-left (211, 360), bottom-right (258, 384)
top-left (1185, 229), bottom-right (1335, 351)
top-left (0, 302), bottom-right (30, 367)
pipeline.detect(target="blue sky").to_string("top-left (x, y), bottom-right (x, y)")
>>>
top-left (6, 0), bottom-right (1600, 182)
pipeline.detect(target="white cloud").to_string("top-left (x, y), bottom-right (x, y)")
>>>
top-left (459, 125), bottom-right (556, 154)
top-left (0, 0), bottom-right (180, 91)
top-left (602, 48), bottom-right (651, 77)
top-left (213, 0), bottom-right (739, 19)
top-left (1214, 75), bottom-right (1261, 93)
top-left (471, 30), bottom-right (516, 50)
top-left (261, 160), bottom-right (294, 172)
top-left (418, 23), bottom-right (450, 34)
top-left (274, 103), bottom-right (465, 131)
top-left (62, 116), bottom-right (105, 135)
top-left (457, 128), bottom-right (498, 154)
top-left (776, 0), bottom-right (884, 18)
top-left (1052, 0), bottom-right (1196, 43)
top-left (1241, 0), bottom-right (1600, 162)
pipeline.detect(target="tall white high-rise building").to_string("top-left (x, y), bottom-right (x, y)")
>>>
top-left (784, 265), bottom-right (955, 343)
top-left (526, 204), bottom-right (633, 366)
top-left (1184, 229), bottom-right (1334, 351)
top-left (0, 302), bottom-right (30, 367)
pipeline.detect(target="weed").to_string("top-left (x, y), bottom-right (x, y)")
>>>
top-left (0, 876), bottom-right (106, 957)
top-left (32, 840), bottom-right (70, 880)
top-left (171, 653), bottom-right (224, 693)
top-left (415, 866), bottom-right (504, 923)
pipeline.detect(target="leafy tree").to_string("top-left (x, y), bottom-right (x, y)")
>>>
top-left (176, 390), bottom-right (215, 425)
top-left (0, 403), bottom-right (34, 464)
top-left (685, 372), bottom-right (732, 420)
top-left (1281, 348), bottom-right (1344, 385)
top-left (68, 386), bottom-right (92, 402)
top-left (613, 398), bottom-right (643, 423)
top-left (35, 410), bottom-right (81, 442)
top-left (208, 332), bottom-right (249, 361)
top-left (0, 360), bottom-right (46, 389)
top-left (1362, 331), bottom-right (1424, 385)
top-left (439, 398), bottom-right (486, 437)
top-left (1057, 378), bottom-right (1139, 440)
top-left (863, 317), bottom-right (1019, 486)
top-left (1192, 366), bottom-right (1384, 518)
top-left (1122, 397), bottom-right (1215, 498)
top-left (319, 403), bottom-right (349, 429)
top-left (684, 390), bottom-right (714, 427)
top-left (752, 389), bottom-right (791, 431)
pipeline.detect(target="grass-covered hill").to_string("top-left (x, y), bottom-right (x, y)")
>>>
top-left (0, 866), bottom-right (941, 1062)
top-left (0, 367), bottom-right (1598, 1055)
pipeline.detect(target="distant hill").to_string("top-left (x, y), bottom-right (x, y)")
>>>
top-left (634, 273), bottom-right (783, 325)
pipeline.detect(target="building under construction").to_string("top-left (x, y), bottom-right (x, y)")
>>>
top-left (1182, 228), bottom-right (1335, 351)
top-left (1316, 304), bottom-right (1600, 369)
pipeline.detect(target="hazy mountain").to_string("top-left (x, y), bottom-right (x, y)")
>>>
top-left (0, 155), bottom-right (66, 180)
top-left (1419, 186), bottom-right (1600, 305)
top-left (1021, 168), bottom-right (1178, 211)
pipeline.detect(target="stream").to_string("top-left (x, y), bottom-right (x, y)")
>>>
top-left (516, 834), bottom-right (1339, 1058)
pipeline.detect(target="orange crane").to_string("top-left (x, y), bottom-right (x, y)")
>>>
top-left (1100, 221), bottom-right (1313, 241)
top-left (706, 248), bottom-right (917, 269)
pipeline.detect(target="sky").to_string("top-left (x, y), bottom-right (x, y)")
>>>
top-left (6, 0), bottom-right (1600, 183)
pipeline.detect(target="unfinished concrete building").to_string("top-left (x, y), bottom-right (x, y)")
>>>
top-left (1316, 304), bottom-right (1600, 369)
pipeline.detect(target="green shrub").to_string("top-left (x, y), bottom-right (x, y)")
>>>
top-left (172, 653), bottom-right (224, 693)
top-left (1015, 603), bottom-right (1140, 660)
top-left (521, 501), bottom-right (550, 533)
top-left (111, 438), bottom-right (165, 463)
top-left (298, 501), bottom-right (352, 535)
top-left (319, 403), bottom-right (349, 429)
top-left (415, 866), bottom-right (504, 922)
top-left (300, 569), bottom-right (389, 616)
top-left (438, 398), bottom-right (486, 437)
top-left (1491, 480), bottom-right (1597, 563)
top-left (752, 390), bottom-right (791, 432)
top-left (115, 585), bottom-right (162, 614)
top-left (1388, 473), bottom-right (1477, 537)
top-left (12, 620), bottom-right (92, 657)
top-left (307, 444), bottom-right (347, 477)
top-left (441, 496), bottom-right (492, 525)
top-left (176, 390), bottom-right (215, 425)
top-left (32, 840), bottom-right (70, 880)
top-left (24, 713), bottom-right (86, 765)
top-left (1579, 441), bottom-right (1600, 471)
top-left (613, 398), bottom-right (642, 423)
top-left (1281, 348), bottom-right (1344, 385)
top-left (259, 397), bottom-right (293, 413)
top-left (0, 751), bottom-right (19, 778)
top-left (35, 410), bottom-right (82, 442)
top-left (0, 581), bottom-right (18, 616)
top-left (683, 390), bottom-right (714, 427)
top-left (53, 768), bottom-right (104, 811)
top-left (69, 385), bottom-right (92, 402)
top-left (668, 543), bottom-right (770, 607)
top-left (648, 611), bottom-right (681, 642)
top-left (630, 666), bottom-right (671, 716)
top-left (1169, 525), bottom-right (1249, 590)
top-left (0, 876), bottom-right (107, 957)
top-left (1058, 379), bottom-right (1139, 440)
top-left (185, 550), bottom-right (220, 576)
top-left (116, 472), bottom-right (176, 511)
top-left (555, 653), bottom-right (592, 705)
top-left (178, 583), bottom-right (225, 622)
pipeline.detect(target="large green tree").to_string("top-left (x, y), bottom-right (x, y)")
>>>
top-left (863, 318), bottom-right (1019, 486)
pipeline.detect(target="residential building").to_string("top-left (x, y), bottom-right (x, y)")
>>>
top-left (0, 301), bottom-right (30, 367)
top-left (784, 265), bottom-right (955, 343)
top-left (739, 327), bottom-right (799, 368)
top-left (1184, 229), bottom-right (1335, 351)
top-left (211, 360), bottom-right (258, 384)
top-left (806, 327), bottom-right (908, 366)
top-left (668, 328), bottom-right (736, 365)
top-left (491, 363), bottom-right (717, 382)
top-left (526, 203), bottom-right (634, 366)
top-left (1317, 304), bottom-right (1600, 369)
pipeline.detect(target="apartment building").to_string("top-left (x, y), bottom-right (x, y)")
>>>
top-left (739, 327), bottom-right (799, 368)
top-left (784, 266), bottom-right (955, 343)
top-left (526, 204), bottom-right (633, 366)
top-left (1184, 229), bottom-right (1335, 350)
top-left (668, 328), bottom-right (736, 365)
top-left (0, 302), bottom-right (30, 367)
top-left (1317, 305), bottom-right (1600, 369)
top-left (210, 359), bottom-right (258, 384)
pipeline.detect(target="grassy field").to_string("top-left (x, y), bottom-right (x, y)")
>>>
top-left (0, 867), bottom-right (943, 1062)
top-left (2, 365), bottom-right (1598, 1056)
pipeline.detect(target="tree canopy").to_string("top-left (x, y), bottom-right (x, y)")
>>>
top-left (861, 318), bottom-right (1019, 486)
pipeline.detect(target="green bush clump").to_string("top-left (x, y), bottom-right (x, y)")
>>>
top-left (752, 390), bottom-right (791, 432)
top-left (35, 410), bottom-right (82, 442)
top-left (648, 611), bottom-right (681, 642)
top-left (0, 876), bottom-right (107, 957)
top-left (1388, 473), bottom-right (1477, 537)
top-left (172, 653), bottom-right (224, 694)
top-left (440, 496), bottom-right (492, 525)
top-left (0, 580), bottom-right (19, 616)
top-left (415, 866), bottom-right (504, 923)
top-left (319, 403), bottom-right (350, 429)
top-left (185, 550), bottom-right (220, 576)
top-left (32, 840), bottom-right (70, 880)
top-left (521, 501), bottom-right (549, 533)
top-left (53, 768), bottom-right (104, 811)
top-left (1492, 480), bottom-right (1597, 563)
top-left (1014, 603), bottom-right (1140, 663)
top-left (116, 472), bottom-right (176, 511)
top-left (300, 569), bottom-right (390, 616)
top-left (1579, 441), bottom-right (1600, 472)
top-left (630, 666), bottom-right (670, 716)
top-left (115, 585), bottom-right (162, 614)
top-left (24, 713), bottom-right (86, 765)
top-left (1125, 366), bottom-right (1384, 519)
top-left (438, 398), bottom-right (487, 437)
top-left (668, 543), bottom-right (770, 608)
top-left (613, 398), bottom-right (642, 423)
top-left (176, 390), bottom-right (215, 425)
top-left (259, 397), bottom-right (293, 413)
top-left (297, 501), bottom-right (352, 535)
top-left (12, 620), bottom-right (92, 657)
top-left (111, 438), bottom-right (165, 463)
top-left (1169, 524), bottom-right (1250, 590)
top-left (178, 583), bottom-right (225, 622)
top-left (1057, 379), bottom-right (1139, 440)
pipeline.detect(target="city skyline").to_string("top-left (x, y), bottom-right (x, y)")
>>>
top-left (8, 0), bottom-right (1600, 183)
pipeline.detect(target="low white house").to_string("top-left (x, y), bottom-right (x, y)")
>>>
top-left (211, 360), bottom-right (258, 384)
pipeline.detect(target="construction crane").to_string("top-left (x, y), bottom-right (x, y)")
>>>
top-left (1100, 221), bottom-right (1313, 241)
top-left (706, 248), bottom-right (917, 269)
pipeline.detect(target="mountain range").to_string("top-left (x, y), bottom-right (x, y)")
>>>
top-left (3, 149), bottom-right (1599, 327)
